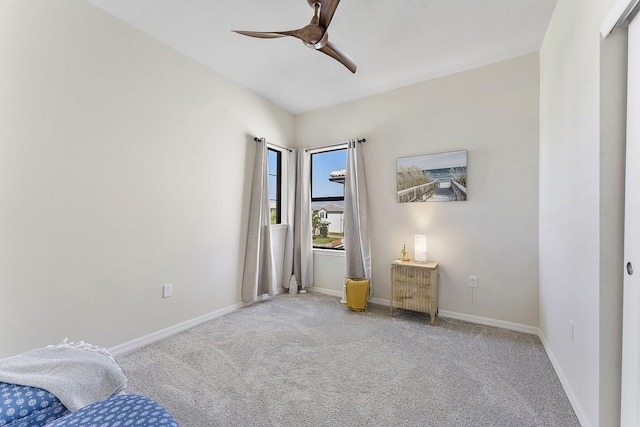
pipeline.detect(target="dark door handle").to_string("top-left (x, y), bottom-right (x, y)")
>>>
top-left (627, 262), bottom-right (634, 276)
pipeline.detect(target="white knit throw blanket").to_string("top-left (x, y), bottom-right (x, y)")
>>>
top-left (0, 339), bottom-right (127, 411)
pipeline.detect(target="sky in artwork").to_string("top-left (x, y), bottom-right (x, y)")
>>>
top-left (397, 150), bottom-right (467, 171)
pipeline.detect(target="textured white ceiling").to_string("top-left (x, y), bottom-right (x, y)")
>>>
top-left (84, 0), bottom-right (557, 114)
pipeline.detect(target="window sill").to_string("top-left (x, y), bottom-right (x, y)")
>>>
top-left (270, 224), bottom-right (289, 231)
top-left (313, 248), bottom-right (345, 257)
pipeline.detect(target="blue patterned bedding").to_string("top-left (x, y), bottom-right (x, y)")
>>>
top-left (1, 384), bottom-right (177, 427)
top-left (0, 382), bottom-right (69, 427)
top-left (47, 394), bottom-right (178, 427)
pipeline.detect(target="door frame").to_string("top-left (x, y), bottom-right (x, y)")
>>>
top-left (601, 0), bottom-right (640, 37)
top-left (602, 1), bottom-right (640, 426)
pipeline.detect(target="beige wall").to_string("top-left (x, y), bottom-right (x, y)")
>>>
top-left (0, 0), bottom-right (295, 358)
top-left (298, 53), bottom-right (540, 327)
top-left (539, 0), bottom-right (625, 425)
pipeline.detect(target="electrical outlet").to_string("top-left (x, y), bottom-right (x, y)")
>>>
top-left (569, 320), bottom-right (574, 342)
top-left (469, 276), bottom-right (478, 288)
top-left (163, 283), bottom-right (173, 298)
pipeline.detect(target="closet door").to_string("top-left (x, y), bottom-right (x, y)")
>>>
top-left (621, 13), bottom-right (640, 427)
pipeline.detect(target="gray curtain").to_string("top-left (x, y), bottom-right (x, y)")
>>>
top-left (281, 148), bottom-right (297, 291)
top-left (241, 138), bottom-right (277, 303)
top-left (343, 139), bottom-right (372, 292)
top-left (292, 148), bottom-right (313, 290)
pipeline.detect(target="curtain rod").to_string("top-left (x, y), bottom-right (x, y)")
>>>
top-left (306, 138), bottom-right (366, 152)
top-left (254, 137), bottom-right (366, 152)
top-left (253, 137), bottom-right (292, 152)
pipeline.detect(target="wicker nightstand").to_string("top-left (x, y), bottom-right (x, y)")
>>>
top-left (390, 260), bottom-right (439, 325)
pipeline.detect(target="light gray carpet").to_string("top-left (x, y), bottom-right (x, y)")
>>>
top-left (116, 292), bottom-right (579, 427)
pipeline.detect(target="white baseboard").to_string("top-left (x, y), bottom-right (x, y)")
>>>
top-left (108, 290), bottom-right (288, 356)
top-left (437, 310), bottom-right (539, 335)
top-left (537, 330), bottom-right (591, 427)
top-left (309, 287), bottom-right (342, 298)
top-left (310, 287), bottom-right (389, 307)
top-left (108, 302), bottom-right (244, 356)
top-left (312, 287), bottom-right (538, 335)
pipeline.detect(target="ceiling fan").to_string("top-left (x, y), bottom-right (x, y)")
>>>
top-left (232, 0), bottom-right (357, 73)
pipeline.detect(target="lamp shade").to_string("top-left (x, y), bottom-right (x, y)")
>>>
top-left (415, 235), bottom-right (427, 263)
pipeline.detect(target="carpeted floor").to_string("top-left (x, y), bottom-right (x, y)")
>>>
top-left (116, 292), bottom-right (579, 427)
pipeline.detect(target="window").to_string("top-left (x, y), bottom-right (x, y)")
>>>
top-left (311, 147), bottom-right (347, 249)
top-left (267, 148), bottom-right (281, 225)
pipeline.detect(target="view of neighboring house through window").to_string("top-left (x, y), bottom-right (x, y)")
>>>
top-left (311, 147), bottom-right (347, 249)
top-left (268, 148), bottom-right (281, 224)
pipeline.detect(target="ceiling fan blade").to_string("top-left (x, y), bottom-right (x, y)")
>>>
top-left (318, 40), bottom-right (357, 73)
top-left (233, 27), bottom-right (324, 44)
top-left (318, 0), bottom-right (341, 29)
top-left (232, 30), bottom-right (290, 39)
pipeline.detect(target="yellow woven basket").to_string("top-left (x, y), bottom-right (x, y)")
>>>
top-left (344, 277), bottom-right (370, 312)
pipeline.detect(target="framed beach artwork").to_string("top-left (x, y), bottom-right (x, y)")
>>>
top-left (396, 150), bottom-right (467, 202)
